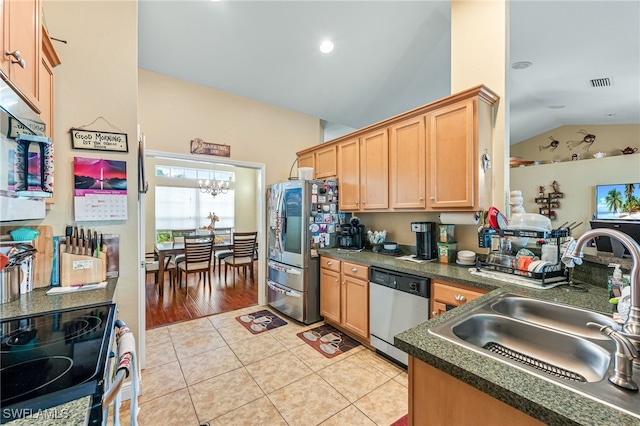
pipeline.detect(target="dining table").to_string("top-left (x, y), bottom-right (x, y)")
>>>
top-left (154, 240), bottom-right (232, 296)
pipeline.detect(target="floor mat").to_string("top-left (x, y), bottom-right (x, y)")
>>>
top-left (297, 324), bottom-right (360, 358)
top-left (235, 309), bottom-right (288, 334)
top-left (390, 414), bottom-right (408, 426)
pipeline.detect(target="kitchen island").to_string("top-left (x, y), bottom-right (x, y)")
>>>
top-left (319, 248), bottom-right (640, 425)
top-left (1, 279), bottom-right (119, 425)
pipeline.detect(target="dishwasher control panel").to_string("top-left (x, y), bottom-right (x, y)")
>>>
top-left (369, 267), bottom-right (429, 298)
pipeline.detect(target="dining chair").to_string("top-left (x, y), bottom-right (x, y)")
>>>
top-left (144, 252), bottom-right (176, 289)
top-left (177, 235), bottom-right (214, 291)
top-left (224, 232), bottom-right (258, 284)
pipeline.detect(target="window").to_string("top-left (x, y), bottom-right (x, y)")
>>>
top-left (154, 164), bottom-right (235, 242)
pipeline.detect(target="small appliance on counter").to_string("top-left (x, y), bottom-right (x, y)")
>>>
top-left (338, 216), bottom-right (365, 251)
top-left (411, 221), bottom-right (437, 260)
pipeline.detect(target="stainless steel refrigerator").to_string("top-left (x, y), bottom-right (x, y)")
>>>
top-left (267, 179), bottom-right (339, 324)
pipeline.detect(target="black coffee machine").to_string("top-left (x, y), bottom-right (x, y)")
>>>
top-left (338, 217), bottom-right (365, 250)
top-left (411, 221), bottom-right (436, 260)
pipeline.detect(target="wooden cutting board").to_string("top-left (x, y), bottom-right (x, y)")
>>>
top-left (0, 225), bottom-right (54, 288)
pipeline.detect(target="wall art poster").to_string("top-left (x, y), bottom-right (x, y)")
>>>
top-left (73, 157), bottom-right (127, 221)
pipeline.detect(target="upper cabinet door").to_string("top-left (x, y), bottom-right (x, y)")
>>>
top-left (360, 129), bottom-right (388, 210)
top-left (315, 144), bottom-right (337, 179)
top-left (297, 152), bottom-right (314, 171)
top-left (2, 0), bottom-right (41, 110)
top-left (427, 98), bottom-right (476, 209)
top-left (337, 137), bottom-right (360, 211)
top-left (389, 115), bottom-right (426, 209)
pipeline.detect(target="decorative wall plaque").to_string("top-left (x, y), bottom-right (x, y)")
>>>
top-left (70, 129), bottom-right (129, 153)
top-left (190, 138), bottom-right (231, 157)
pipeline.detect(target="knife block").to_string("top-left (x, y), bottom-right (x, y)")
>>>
top-left (60, 250), bottom-right (107, 287)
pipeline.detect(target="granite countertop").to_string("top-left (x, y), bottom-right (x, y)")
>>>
top-left (0, 278), bottom-right (118, 320)
top-left (319, 248), bottom-right (639, 425)
top-left (1, 279), bottom-right (118, 424)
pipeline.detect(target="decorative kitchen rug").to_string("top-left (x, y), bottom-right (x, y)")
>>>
top-left (297, 324), bottom-right (360, 358)
top-left (235, 309), bottom-right (287, 335)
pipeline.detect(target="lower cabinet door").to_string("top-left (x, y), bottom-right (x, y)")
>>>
top-left (342, 276), bottom-right (369, 340)
top-left (320, 268), bottom-right (341, 323)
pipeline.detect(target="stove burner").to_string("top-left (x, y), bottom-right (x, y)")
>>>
top-left (1, 356), bottom-right (73, 404)
top-left (0, 315), bottom-right (103, 353)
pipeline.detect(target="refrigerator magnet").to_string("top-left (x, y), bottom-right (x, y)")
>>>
top-left (310, 223), bottom-right (319, 232)
top-left (318, 195), bottom-right (327, 203)
top-left (323, 214), bottom-right (332, 223)
top-left (319, 224), bottom-right (328, 233)
top-left (313, 235), bottom-right (321, 243)
top-left (311, 184), bottom-right (318, 194)
top-left (315, 215), bottom-right (324, 223)
top-left (328, 224), bottom-right (335, 233)
top-left (311, 194), bottom-right (318, 203)
top-left (330, 204), bottom-right (336, 213)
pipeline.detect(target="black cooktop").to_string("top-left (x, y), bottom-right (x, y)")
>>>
top-left (0, 303), bottom-right (116, 423)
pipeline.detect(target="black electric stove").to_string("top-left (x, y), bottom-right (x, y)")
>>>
top-left (0, 303), bottom-right (116, 423)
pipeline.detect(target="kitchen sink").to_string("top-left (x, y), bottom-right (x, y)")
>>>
top-left (428, 292), bottom-right (640, 419)
top-left (450, 313), bottom-right (611, 382)
top-left (489, 295), bottom-right (620, 341)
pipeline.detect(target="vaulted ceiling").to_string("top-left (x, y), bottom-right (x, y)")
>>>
top-left (138, 1), bottom-right (639, 145)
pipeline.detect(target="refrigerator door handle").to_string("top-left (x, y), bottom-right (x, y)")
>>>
top-left (268, 281), bottom-right (302, 298)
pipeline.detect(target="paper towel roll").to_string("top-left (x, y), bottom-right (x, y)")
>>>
top-left (439, 212), bottom-right (480, 226)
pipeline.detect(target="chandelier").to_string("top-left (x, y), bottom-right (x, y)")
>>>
top-left (198, 175), bottom-right (230, 197)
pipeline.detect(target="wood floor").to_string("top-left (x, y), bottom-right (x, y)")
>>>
top-left (145, 263), bottom-right (259, 329)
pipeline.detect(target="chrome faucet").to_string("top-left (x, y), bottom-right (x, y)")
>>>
top-left (572, 228), bottom-right (640, 360)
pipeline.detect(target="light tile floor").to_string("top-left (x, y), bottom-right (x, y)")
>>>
top-left (115, 306), bottom-right (408, 426)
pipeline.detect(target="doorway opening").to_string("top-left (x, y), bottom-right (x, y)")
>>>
top-left (141, 150), bottom-right (266, 330)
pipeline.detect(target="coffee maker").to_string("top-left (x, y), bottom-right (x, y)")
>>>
top-left (338, 217), bottom-right (365, 250)
top-left (411, 221), bottom-right (436, 260)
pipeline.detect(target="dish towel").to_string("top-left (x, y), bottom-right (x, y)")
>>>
top-left (561, 237), bottom-right (583, 268)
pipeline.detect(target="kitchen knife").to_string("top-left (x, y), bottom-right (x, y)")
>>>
top-left (85, 229), bottom-right (91, 256)
top-left (93, 231), bottom-right (98, 257)
top-left (80, 228), bottom-right (85, 255)
top-left (65, 225), bottom-right (73, 253)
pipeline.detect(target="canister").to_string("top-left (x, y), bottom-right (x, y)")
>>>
top-left (437, 242), bottom-right (457, 264)
top-left (439, 224), bottom-right (455, 243)
top-left (0, 266), bottom-right (22, 304)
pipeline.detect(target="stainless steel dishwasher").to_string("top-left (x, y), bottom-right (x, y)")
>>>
top-left (369, 267), bottom-right (430, 367)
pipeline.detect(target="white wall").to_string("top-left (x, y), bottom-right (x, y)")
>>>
top-left (42, 1), bottom-right (140, 342)
top-left (510, 154), bottom-right (640, 240)
top-left (138, 69), bottom-right (323, 185)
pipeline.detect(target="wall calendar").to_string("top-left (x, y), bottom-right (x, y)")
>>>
top-left (73, 157), bottom-right (128, 221)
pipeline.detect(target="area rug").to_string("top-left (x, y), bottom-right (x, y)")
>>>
top-left (296, 324), bottom-right (360, 358)
top-left (390, 414), bottom-right (408, 426)
top-left (235, 309), bottom-right (287, 335)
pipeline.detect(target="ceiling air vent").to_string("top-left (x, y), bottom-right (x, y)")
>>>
top-left (589, 77), bottom-right (613, 88)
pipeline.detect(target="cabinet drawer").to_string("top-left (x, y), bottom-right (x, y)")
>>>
top-left (432, 282), bottom-right (485, 307)
top-left (342, 261), bottom-right (368, 280)
top-left (320, 256), bottom-right (341, 273)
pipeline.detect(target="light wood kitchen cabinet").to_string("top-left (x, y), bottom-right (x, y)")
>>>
top-left (40, 26), bottom-right (61, 138)
top-left (430, 280), bottom-right (486, 318)
top-left (319, 256), bottom-right (369, 341)
top-left (409, 356), bottom-right (544, 426)
top-left (297, 151), bottom-right (314, 170)
top-left (297, 144), bottom-right (337, 179)
top-left (314, 144), bottom-right (337, 178)
top-left (337, 129), bottom-right (388, 212)
top-left (1, 0), bottom-right (41, 111)
top-left (389, 115), bottom-right (427, 209)
top-left (427, 87), bottom-right (498, 210)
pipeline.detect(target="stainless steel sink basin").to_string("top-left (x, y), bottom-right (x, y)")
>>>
top-left (490, 295), bottom-right (620, 341)
top-left (428, 292), bottom-right (640, 419)
top-left (450, 313), bottom-right (611, 382)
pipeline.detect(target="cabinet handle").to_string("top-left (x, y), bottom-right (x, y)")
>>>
top-left (327, 261), bottom-right (332, 266)
top-left (5, 50), bottom-right (26, 68)
top-left (454, 294), bottom-right (467, 302)
top-left (432, 311), bottom-right (438, 317)
top-left (430, 197), bottom-right (435, 201)
top-left (351, 267), bottom-right (358, 272)
top-left (419, 197), bottom-right (424, 201)
top-left (355, 201), bottom-right (359, 205)
top-left (362, 200), bottom-right (366, 205)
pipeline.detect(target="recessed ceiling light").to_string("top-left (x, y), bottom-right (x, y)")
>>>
top-left (512, 61), bottom-right (532, 70)
top-left (319, 40), bottom-right (334, 54)
top-left (549, 105), bottom-right (565, 109)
